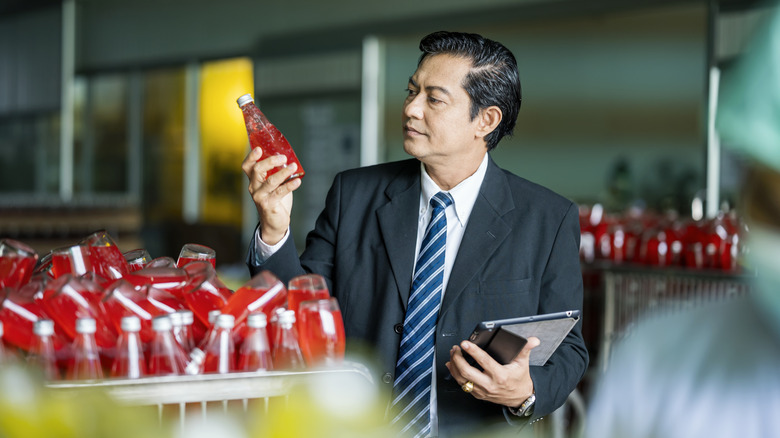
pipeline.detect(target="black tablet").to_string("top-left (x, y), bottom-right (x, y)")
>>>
top-left (467, 310), bottom-right (580, 366)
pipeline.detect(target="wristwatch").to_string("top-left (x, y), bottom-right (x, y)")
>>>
top-left (509, 392), bottom-right (536, 417)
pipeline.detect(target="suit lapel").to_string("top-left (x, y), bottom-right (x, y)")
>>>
top-left (377, 162), bottom-right (421, 311)
top-left (441, 156), bottom-right (515, 315)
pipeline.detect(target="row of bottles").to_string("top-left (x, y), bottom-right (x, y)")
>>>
top-left (16, 308), bottom-right (293, 380)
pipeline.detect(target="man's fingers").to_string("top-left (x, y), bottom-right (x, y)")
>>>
top-left (511, 336), bottom-right (540, 365)
top-left (242, 147), bottom-right (264, 176)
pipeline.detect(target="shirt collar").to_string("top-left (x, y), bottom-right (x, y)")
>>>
top-left (419, 153), bottom-right (489, 227)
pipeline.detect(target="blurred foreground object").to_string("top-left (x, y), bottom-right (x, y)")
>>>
top-left (587, 5), bottom-right (780, 438)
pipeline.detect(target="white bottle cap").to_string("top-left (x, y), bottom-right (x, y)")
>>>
top-left (279, 309), bottom-right (296, 325)
top-left (76, 317), bottom-right (97, 334)
top-left (208, 310), bottom-right (221, 324)
top-left (152, 315), bottom-right (172, 331)
top-left (236, 93), bottom-right (254, 107)
top-left (121, 315), bottom-right (141, 332)
top-left (215, 314), bottom-right (235, 329)
top-left (247, 312), bottom-right (267, 328)
top-left (168, 311), bottom-right (184, 327)
top-left (177, 309), bottom-right (194, 325)
top-left (33, 319), bottom-right (54, 336)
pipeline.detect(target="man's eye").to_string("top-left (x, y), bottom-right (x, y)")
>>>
top-left (404, 88), bottom-right (417, 97)
top-left (428, 97), bottom-right (440, 104)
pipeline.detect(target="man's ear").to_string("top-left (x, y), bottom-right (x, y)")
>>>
top-left (475, 106), bottom-right (503, 140)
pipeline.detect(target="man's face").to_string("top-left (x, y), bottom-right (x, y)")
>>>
top-left (402, 54), bottom-right (486, 167)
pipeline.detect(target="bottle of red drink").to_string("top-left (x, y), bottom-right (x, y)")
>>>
top-left (297, 298), bottom-right (346, 367)
top-left (79, 230), bottom-right (129, 284)
top-left (272, 310), bottom-right (305, 370)
top-left (222, 270), bottom-right (287, 330)
top-left (287, 274), bottom-right (330, 316)
top-left (28, 319), bottom-right (60, 380)
top-left (170, 310), bottom-right (195, 353)
top-left (50, 244), bottom-right (93, 279)
top-left (123, 248), bottom-right (152, 272)
top-left (201, 314), bottom-right (236, 374)
top-left (66, 317), bottom-right (104, 380)
top-left (1, 287), bottom-right (61, 352)
top-left (176, 243), bottom-right (216, 269)
top-left (111, 315), bottom-right (146, 379)
top-left (0, 322), bottom-right (8, 363)
top-left (148, 315), bottom-right (188, 375)
top-left (237, 93), bottom-right (304, 181)
top-left (238, 312), bottom-right (273, 372)
top-left (184, 347), bottom-right (206, 375)
top-left (41, 274), bottom-right (117, 349)
top-left (0, 238), bottom-right (39, 289)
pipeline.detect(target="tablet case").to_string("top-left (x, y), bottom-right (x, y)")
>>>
top-left (468, 310), bottom-right (580, 366)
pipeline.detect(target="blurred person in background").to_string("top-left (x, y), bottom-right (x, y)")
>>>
top-left (243, 31), bottom-right (588, 437)
top-left (586, 5), bottom-right (780, 438)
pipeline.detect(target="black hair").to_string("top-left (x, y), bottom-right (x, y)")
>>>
top-left (418, 31), bottom-right (522, 151)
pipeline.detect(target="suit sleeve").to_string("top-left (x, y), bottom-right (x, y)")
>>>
top-left (527, 202), bottom-right (589, 419)
top-left (245, 173), bottom-right (343, 289)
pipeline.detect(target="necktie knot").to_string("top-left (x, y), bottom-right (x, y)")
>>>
top-left (430, 191), bottom-right (453, 213)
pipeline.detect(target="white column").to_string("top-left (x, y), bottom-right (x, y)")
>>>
top-left (59, 0), bottom-right (76, 201)
top-left (183, 62), bottom-right (201, 223)
top-left (706, 66), bottom-right (721, 218)
top-left (360, 36), bottom-right (385, 167)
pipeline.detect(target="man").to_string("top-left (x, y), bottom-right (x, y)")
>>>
top-left (243, 31), bottom-right (588, 437)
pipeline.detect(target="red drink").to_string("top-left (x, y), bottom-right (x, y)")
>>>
top-left (81, 230), bottom-right (129, 282)
top-left (100, 280), bottom-right (166, 344)
top-left (66, 317), bottom-right (103, 380)
top-left (237, 312), bottom-right (273, 371)
top-left (288, 288), bottom-right (330, 317)
top-left (221, 270), bottom-right (287, 329)
top-left (50, 245), bottom-right (93, 279)
top-left (123, 248), bottom-right (152, 272)
top-left (111, 316), bottom-right (146, 379)
top-left (272, 310), bottom-right (305, 370)
top-left (297, 298), bottom-right (346, 367)
top-left (0, 289), bottom-right (65, 353)
top-left (41, 275), bottom-right (117, 348)
top-left (176, 243), bottom-right (216, 269)
top-left (125, 267), bottom-right (189, 300)
top-left (28, 319), bottom-right (60, 380)
top-left (0, 238), bottom-right (39, 289)
top-left (201, 314), bottom-right (236, 374)
top-left (237, 93), bottom-right (304, 181)
top-left (148, 315), bottom-right (187, 375)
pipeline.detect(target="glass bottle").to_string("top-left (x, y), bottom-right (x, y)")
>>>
top-left (111, 316), bottom-right (146, 379)
top-left (236, 93), bottom-right (304, 181)
top-left (272, 310), bottom-right (305, 370)
top-left (28, 319), bottom-right (59, 380)
top-left (67, 317), bottom-right (104, 380)
top-left (0, 321), bottom-right (7, 363)
top-left (202, 314), bottom-right (236, 374)
top-left (238, 312), bottom-right (273, 372)
top-left (176, 309), bottom-right (196, 353)
top-left (184, 347), bottom-right (206, 375)
top-left (148, 315), bottom-right (187, 376)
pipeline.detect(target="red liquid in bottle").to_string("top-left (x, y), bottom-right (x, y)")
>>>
top-left (237, 94), bottom-right (304, 181)
top-left (0, 254), bottom-right (38, 289)
top-left (201, 314), bottom-right (235, 374)
top-left (28, 319), bottom-right (61, 380)
top-left (111, 315), bottom-right (146, 379)
top-left (272, 310), bottom-right (305, 370)
top-left (238, 312), bottom-right (273, 371)
top-left (176, 256), bottom-right (216, 269)
top-left (125, 267), bottom-right (189, 300)
top-left (100, 280), bottom-right (166, 344)
top-left (148, 315), bottom-right (187, 376)
top-left (41, 275), bottom-right (117, 348)
top-left (221, 271), bottom-right (287, 329)
top-left (66, 317), bottom-right (104, 380)
top-left (297, 299), bottom-right (346, 367)
top-left (288, 288), bottom-right (330, 317)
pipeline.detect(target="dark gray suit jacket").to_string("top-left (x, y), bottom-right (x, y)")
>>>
top-left (247, 156), bottom-right (588, 435)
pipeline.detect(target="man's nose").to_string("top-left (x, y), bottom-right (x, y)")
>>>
top-left (403, 94), bottom-right (424, 119)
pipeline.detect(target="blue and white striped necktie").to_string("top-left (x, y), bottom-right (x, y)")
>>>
top-left (391, 191), bottom-right (453, 438)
